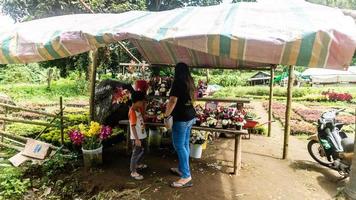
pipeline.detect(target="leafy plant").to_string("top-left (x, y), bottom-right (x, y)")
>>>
top-left (0, 167), bottom-right (30, 200)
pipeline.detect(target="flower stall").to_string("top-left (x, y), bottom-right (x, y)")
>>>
top-left (0, 2), bottom-right (354, 176)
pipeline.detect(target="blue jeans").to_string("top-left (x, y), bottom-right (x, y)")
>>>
top-left (172, 118), bottom-right (195, 179)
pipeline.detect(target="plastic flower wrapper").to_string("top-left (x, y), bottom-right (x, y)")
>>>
top-left (100, 125), bottom-right (113, 140)
top-left (68, 130), bottom-right (84, 145)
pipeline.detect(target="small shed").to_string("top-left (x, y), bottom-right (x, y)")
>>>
top-left (248, 71), bottom-right (271, 86)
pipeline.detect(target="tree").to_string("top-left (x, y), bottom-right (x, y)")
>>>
top-left (306, 0), bottom-right (356, 9)
top-left (146, 0), bottom-right (222, 11)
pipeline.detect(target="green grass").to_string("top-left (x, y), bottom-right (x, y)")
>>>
top-left (0, 79), bottom-right (89, 104)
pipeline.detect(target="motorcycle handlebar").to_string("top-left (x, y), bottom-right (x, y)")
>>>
top-left (336, 108), bottom-right (346, 114)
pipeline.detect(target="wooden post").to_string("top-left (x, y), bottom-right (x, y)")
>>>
top-left (1, 108), bottom-right (7, 142)
top-left (282, 65), bottom-right (294, 159)
top-left (344, 108), bottom-right (356, 199)
top-left (206, 69), bottom-right (210, 83)
top-left (268, 66), bottom-right (275, 137)
top-left (89, 49), bottom-right (99, 122)
top-left (60, 97), bottom-right (64, 145)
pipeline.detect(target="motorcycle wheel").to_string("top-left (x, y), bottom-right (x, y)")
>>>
top-left (307, 140), bottom-right (333, 167)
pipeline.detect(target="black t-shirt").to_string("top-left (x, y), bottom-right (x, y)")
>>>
top-left (169, 80), bottom-right (196, 122)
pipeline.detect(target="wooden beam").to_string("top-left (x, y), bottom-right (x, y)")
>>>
top-left (89, 49), bottom-right (99, 122)
top-left (0, 116), bottom-right (57, 127)
top-left (117, 42), bottom-right (141, 63)
top-left (60, 97), bottom-right (64, 145)
top-left (268, 66), bottom-right (275, 137)
top-left (0, 103), bottom-right (59, 118)
top-left (283, 65), bottom-right (294, 159)
top-left (0, 141), bottom-right (24, 151)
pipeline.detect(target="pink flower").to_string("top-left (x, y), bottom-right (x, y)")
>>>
top-left (68, 130), bottom-right (84, 145)
top-left (100, 125), bottom-right (112, 140)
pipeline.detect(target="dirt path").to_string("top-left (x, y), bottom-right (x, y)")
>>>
top-left (66, 101), bottom-right (346, 200)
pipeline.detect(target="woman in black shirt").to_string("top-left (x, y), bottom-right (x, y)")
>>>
top-left (165, 62), bottom-right (196, 188)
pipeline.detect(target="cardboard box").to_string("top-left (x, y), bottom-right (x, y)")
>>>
top-left (21, 139), bottom-right (50, 160)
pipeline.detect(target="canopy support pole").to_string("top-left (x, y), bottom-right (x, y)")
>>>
top-left (268, 65), bottom-right (275, 137)
top-left (283, 65), bottom-right (294, 159)
top-left (89, 49), bottom-right (98, 122)
top-left (344, 109), bottom-right (356, 199)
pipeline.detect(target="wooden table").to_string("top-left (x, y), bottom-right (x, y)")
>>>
top-left (119, 120), bottom-right (247, 175)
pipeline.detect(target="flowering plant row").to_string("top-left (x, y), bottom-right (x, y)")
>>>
top-left (68, 121), bottom-right (113, 150)
top-left (322, 91), bottom-right (353, 102)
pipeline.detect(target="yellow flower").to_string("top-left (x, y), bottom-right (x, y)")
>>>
top-left (87, 121), bottom-right (101, 137)
top-left (79, 123), bottom-right (88, 136)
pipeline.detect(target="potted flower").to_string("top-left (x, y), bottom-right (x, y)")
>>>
top-left (222, 119), bottom-right (232, 129)
top-left (68, 121), bottom-right (112, 168)
top-left (207, 116), bottom-right (217, 128)
top-left (234, 114), bottom-right (246, 130)
top-left (190, 130), bottom-right (207, 159)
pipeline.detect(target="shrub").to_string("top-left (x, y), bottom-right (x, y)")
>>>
top-left (0, 167), bottom-right (30, 200)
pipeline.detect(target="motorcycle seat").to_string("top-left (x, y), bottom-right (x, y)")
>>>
top-left (341, 138), bottom-right (354, 153)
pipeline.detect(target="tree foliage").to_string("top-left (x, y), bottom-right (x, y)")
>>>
top-left (306, 0), bottom-right (356, 9)
top-left (146, 0), bottom-right (222, 11)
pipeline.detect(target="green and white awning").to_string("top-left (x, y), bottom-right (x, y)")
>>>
top-left (0, 0), bottom-right (355, 69)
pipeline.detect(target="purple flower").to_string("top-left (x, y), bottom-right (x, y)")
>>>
top-left (100, 125), bottom-right (112, 140)
top-left (68, 130), bottom-right (84, 145)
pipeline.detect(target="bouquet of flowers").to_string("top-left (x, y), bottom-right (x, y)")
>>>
top-left (145, 99), bottom-right (167, 123)
top-left (195, 105), bottom-right (206, 126)
top-left (147, 76), bottom-right (173, 97)
top-left (68, 121), bottom-right (113, 150)
top-left (190, 130), bottom-right (207, 145)
top-left (233, 112), bottom-right (246, 130)
top-left (207, 115), bottom-right (218, 128)
top-left (112, 87), bottom-right (130, 104)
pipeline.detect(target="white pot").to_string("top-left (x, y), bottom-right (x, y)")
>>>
top-left (82, 146), bottom-right (103, 168)
top-left (190, 143), bottom-right (203, 159)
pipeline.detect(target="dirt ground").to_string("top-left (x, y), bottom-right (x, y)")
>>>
top-left (65, 101), bottom-right (349, 200)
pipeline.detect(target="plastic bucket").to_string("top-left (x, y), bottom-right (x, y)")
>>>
top-left (190, 143), bottom-right (203, 159)
top-left (148, 129), bottom-right (161, 147)
top-left (82, 146), bottom-right (103, 168)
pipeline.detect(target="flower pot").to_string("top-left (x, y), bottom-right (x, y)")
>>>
top-left (236, 125), bottom-right (242, 130)
top-left (208, 124), bottom-right (216, 128)
top-left (190, 143), bottom-right (203, 159)
top-left (82, 146), bottom-right (103, 168)
top-left (148, 129), bottom-right (161, 147)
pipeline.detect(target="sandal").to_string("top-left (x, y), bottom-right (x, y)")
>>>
top-left (170, 180), bottom-right (193, 188)
top-left (131, 173), bottom-right (144, 180)
top-left (170, 168), bottom-right (182, 177)
top-left (137, 164), bottom-right (148, 170)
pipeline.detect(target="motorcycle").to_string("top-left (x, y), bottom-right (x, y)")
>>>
top-left (307, 108), bottom-right (354, 177)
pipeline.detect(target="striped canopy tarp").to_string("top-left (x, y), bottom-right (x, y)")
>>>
top-left (0, 0), bottom-right (355, 69)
